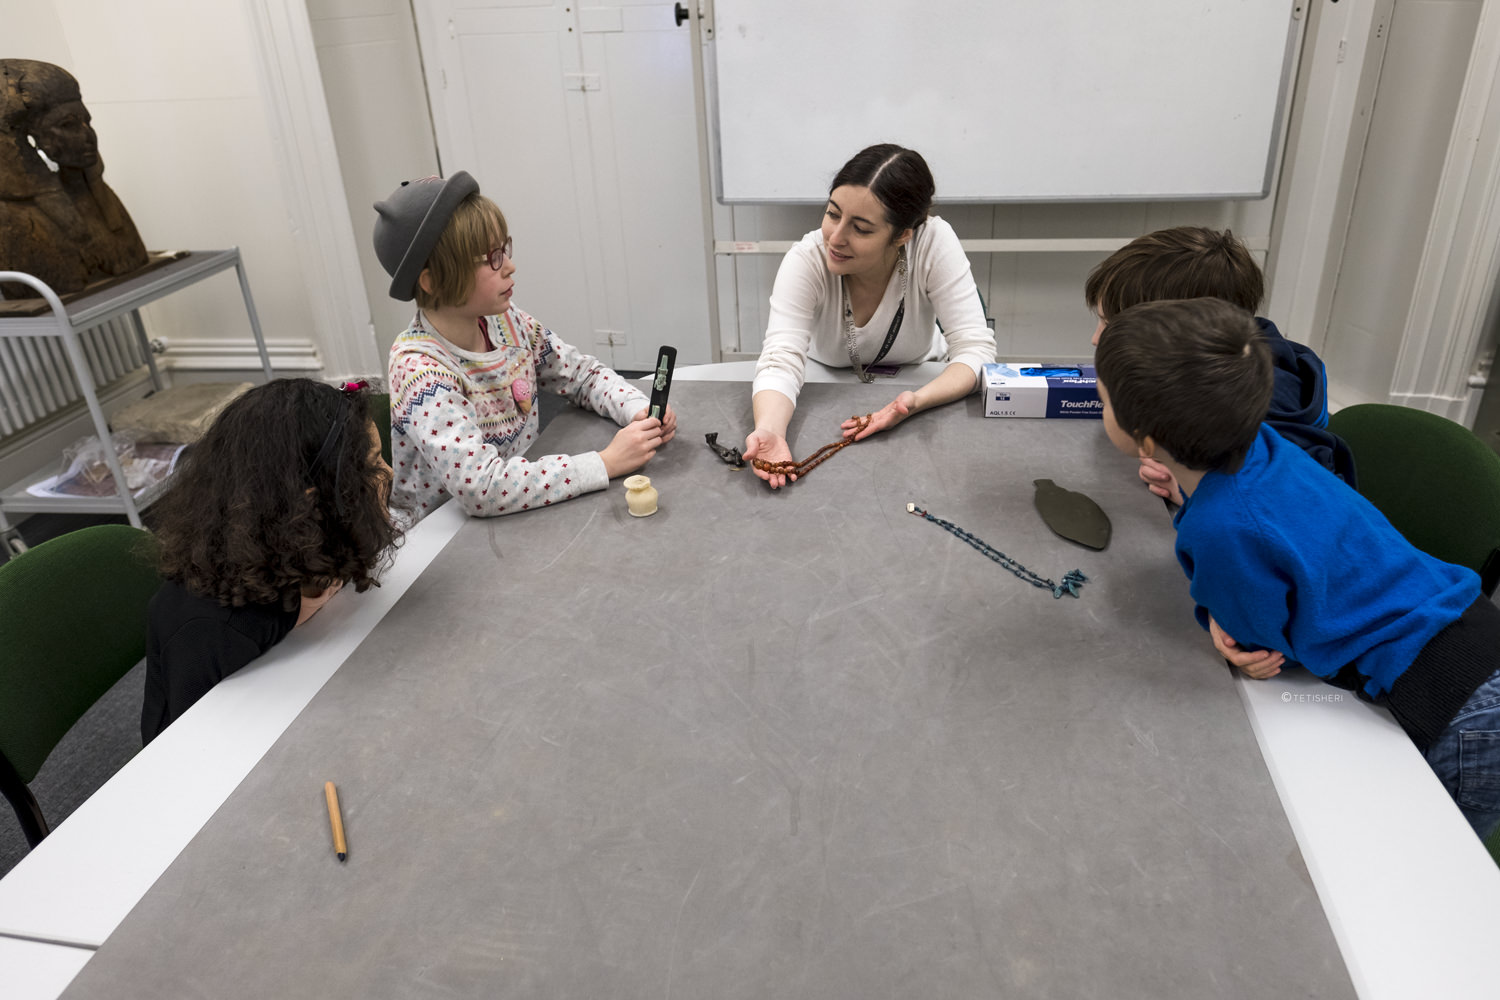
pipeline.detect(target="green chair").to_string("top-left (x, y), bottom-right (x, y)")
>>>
top-left (370, 391), bottom-right (393, 466)
top-left (0, 524), bottom-right (160, 848)
top-left (1328, 404), bottom-right (1500, 598)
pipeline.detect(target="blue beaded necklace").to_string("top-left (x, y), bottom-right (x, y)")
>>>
top-left (907, 503), bottom-right (1087, 599)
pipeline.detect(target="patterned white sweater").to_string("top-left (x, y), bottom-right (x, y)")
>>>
top-left (388, 306), bottom-right (647, 519)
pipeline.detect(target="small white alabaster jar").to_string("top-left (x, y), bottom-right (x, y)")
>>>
top-left (624, 475), bottom-right (658, 516)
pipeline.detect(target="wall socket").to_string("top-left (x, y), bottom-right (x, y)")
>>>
top-left (595, 329), bottom-right (627, 347)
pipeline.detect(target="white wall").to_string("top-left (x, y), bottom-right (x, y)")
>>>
top-left (1, 0), bottom-right (327, 376)
top-left (1321, 0), bottom-right (1486, 408)
top-left (3, 1), bottom-right (1490, 403)
top-left (404, 1), bottom-right (1284, 371)
top-left (307, 0), bottom-right (439, 361)
top-left (721, 201), bottom-right (1275, 365)
top-left (410, 0), bottom-right (714, 372)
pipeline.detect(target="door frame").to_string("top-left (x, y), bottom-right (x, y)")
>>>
top-left (244, 0), bottom-right (382, 378)
top-left (1388, 0), bottom-right (1500, 424)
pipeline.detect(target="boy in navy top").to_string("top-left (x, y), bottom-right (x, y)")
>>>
top-left (1085, 227), bottom-right (1354, 503)
top-left (1094, 297), bottom-right (1500, 840)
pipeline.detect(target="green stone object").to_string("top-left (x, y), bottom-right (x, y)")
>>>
top-left (1033, 479), bottom-right (1111, 550)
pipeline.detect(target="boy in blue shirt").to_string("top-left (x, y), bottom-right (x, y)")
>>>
top-left (1085, 227), bottom-right (1354, 503)
top-left (1093, 296), bottom-right (1500, 839)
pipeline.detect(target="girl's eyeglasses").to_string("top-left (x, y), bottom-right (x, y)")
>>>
top-left (474, 237), bottom-right (514, 271)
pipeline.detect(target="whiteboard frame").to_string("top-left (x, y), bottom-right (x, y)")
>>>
top-left (702, 0), bottom-right (1301, 205)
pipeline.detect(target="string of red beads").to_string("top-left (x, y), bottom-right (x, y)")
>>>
top-left (751, 414), bottom-right (872, 479)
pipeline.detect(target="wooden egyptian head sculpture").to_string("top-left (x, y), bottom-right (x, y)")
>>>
top-left (0, 59), bottom-right (148, 299)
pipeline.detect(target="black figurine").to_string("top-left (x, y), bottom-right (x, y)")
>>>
top-left (705, 432), bottom-right (744, 468)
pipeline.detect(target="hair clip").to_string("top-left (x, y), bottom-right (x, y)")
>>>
top-left (338, 379), bottom-right (370, 394)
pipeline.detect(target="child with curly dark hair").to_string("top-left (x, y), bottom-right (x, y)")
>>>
top-left (141, 378), bottom-right (400, 743)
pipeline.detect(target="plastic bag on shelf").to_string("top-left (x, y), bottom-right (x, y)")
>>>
top-left (61, 429), bottom-right (141, 484)
top-left (25, 430), bottom-right (186, 501)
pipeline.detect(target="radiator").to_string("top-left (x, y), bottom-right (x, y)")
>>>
top-left (0, 318), bottom-right (148, 438)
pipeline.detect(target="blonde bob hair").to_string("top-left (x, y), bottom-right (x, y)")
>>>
top-left (416, 193), bottom-right (509, 312)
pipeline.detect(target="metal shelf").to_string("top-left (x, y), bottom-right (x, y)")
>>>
top-left (0, 250), bottom-right (273, 533)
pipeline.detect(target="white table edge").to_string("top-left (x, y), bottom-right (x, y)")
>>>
top-left (1235, 656), bottom-right (1500, 998)
top-left (0, 501), bottom-right (467, 955)
top-left (1, 937), bottom-right (94, 998)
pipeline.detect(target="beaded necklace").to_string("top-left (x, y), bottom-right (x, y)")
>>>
top-left (843, 245), bottom-right (908, 383)
top-left (752, 415), bottom-right (872, 479)
top-left (907, 503), bottom-right (1087, 599)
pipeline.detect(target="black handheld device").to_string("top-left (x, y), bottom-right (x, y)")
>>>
top-left (647, 345), bottom-right (676, 420)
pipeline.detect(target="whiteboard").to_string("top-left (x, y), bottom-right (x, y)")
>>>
top-left (710, 0), bottom-right (1299, 203)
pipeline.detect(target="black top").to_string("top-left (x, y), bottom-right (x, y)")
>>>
top-left (141, 579), bottom-right (297, 744)
top-left (1258, 317), bottom-right (1357, 486)
top-left (1373, 594), bottom-right (1500, 752)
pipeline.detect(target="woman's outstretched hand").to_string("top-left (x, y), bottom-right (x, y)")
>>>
top-left (743, 428), bottom-right (796, 489)
top-left (844, 391), bottom-right (917, 441)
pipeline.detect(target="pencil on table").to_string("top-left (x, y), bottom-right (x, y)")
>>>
top-left (325, 781), bottom-right (348, 862)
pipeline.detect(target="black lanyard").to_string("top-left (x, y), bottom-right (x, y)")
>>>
top-left (867, 298), bottom-right (906, 366)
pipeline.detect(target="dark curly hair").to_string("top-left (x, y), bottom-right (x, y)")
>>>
top-left (151, 378), bottom-right (400, 610)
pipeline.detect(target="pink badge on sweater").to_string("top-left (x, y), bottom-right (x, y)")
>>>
top-left (511, 376), bottom-right (533, 416)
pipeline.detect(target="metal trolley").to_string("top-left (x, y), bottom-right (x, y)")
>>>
top-left (0, 250), bottom-right (273, 553)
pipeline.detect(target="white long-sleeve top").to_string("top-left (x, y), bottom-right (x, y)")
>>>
top-left (388, 306), bottom-right (647, 520)
top-left (752, 216), bottom-right (996, 404)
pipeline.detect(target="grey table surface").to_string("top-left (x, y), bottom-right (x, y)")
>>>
top-left (62, 383), bottom-right (1353, 999)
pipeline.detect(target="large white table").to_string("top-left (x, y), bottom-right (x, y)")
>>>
top-left (2, 362), bottom-right (1496, 997)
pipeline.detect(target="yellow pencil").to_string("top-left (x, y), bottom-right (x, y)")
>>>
top-left (324, 781), bottom-right (347, 862)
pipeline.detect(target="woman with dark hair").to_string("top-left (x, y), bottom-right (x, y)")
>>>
top-left (141, 378), bottom-right (401, 743)
top-left (745, 143), bottom-right (996, 487)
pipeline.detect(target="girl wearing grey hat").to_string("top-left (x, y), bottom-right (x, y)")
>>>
top-left (373, 173), bottom-right (676, 520)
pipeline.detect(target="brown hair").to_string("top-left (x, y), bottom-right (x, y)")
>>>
top-left (415, 193), bottom-right (509, 311)
top-left (1094, 298), bottom-right (1272, 472)
top-left (1084, 226), bottom-right (1264, 319)
top-left (151, 379), bottom-right (401, 609)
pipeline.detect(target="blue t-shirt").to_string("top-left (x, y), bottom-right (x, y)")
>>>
top-left (1173, 424), bottom-right (1478, 700)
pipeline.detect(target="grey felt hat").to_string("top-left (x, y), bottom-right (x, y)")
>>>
top-left (372, 171), bottom-right (480, 301)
